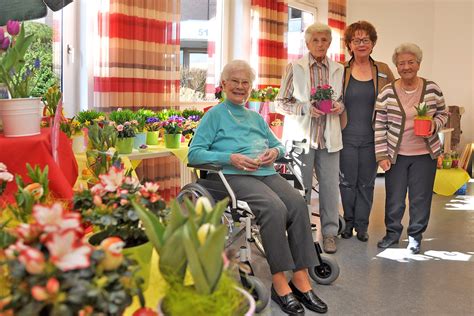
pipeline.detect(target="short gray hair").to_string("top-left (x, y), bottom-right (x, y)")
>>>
top-left (304, 22), bottom-right (332, 43)
top-left (220, 60), bottom-right (256, 83)
top-left (392, 43), bottom-right (423, 65)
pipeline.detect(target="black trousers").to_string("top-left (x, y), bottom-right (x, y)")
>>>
top-left (339, 135), bottom-right (377, 233)
top-left (384, 154), bottom-right (437, 242)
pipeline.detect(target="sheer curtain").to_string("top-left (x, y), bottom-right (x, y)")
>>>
top-left (250, 0), bottom-right (288, 89)
top-left (93, 0), bottom-right (181, 111)
top-left (328, 0), bottom-right (346, 62)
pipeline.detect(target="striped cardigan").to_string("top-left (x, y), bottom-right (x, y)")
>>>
top-left (374, 78), bottom-right (448, 163)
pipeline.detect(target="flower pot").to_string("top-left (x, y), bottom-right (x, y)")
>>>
top-left (317, 99), bottom-right (332, 114)
top-left (452, 159), bottom-right (459, 168)
top-left (164, 133), bottom-right (181, 149)
top-left (414, 118), bottom-right (432, 136)
top-left (248, 101), bottom-right (261, 112)
top-left (146, 131), bottom-right (159, 145)
top-left (72, 132), bottom-right (86, 154)
top-left (88, 232), bottom-right (153, 290)
top-left (0, 97), bottom-right (42, 137)
top-left (442, 159), bottom-right (452, 169)
top-left (270, 125), bottom-right (283, 139)
top-left (133, 132), bottom-right (147, 149)
top-left (116, 137), bottom-right (134, 154)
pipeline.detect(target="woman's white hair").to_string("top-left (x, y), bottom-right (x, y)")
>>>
top-left (392, 43), bottom-right (423, 65)
top-left (304, 22), bottom-right (332, 43)
top-left (220, 60), bottom-right (256, 82)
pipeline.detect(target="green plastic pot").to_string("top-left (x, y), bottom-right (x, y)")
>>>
top-left (164, 133), bottom-right (181, 149)
top-left (116, 137), bottom-right (134, 154)
top-left (146, 131), bottom-right (159, 145)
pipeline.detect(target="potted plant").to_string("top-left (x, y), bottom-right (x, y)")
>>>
top-left (133, 110), bottom-right (148, 149)
top-left (60, 117), bottom-right (85, 153)
top-left (414, 102), bottom-right (432, 136)
top-left (451, 151), bottom-right (459, 168)
top-left (270, 118), bottom-right (284, 139)
top-left (442, 152), bottom-right (452, 169)
top-left (145, 117), bottom-right (161, 145)
top-left (248, 88), bottom-right (262, 112)
top-left (113, 121), bottom-right (137, 154)
top-left (0, 20), bottom-right (42, 137)
top-left (182, 115), bottom-right (201, 141)
top-left (133, 197), bottom-right (256, 315)
top-left (161, 115), bottom-right (185, 149)
top-left (0, 202), bottom-right (142, 315)
top-left (310, 84), bottom-right (334, 114)
top-left (214, 85), bottom-right (225, 103)
top-left (0, 162), bottom-right (13, 197)
top-left (73, 166), bottom-right (167, 289)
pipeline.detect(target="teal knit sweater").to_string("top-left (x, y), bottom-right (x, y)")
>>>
top-left (188, 100), bottom-right (285, 176)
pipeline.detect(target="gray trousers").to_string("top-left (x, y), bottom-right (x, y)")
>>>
top-left (223, 174), bottom-right (317, 274)
top-left (339, 135), bottom-right (377, 233)
top-left (299, 148), bottom-right (340, 237)
top-left (384, 154), bottom-right (437, 242)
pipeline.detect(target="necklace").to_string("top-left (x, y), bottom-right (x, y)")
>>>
top-left (226, 104), bottom-right (248, 124)
top-left (400, 78), bottom-right (420, 94)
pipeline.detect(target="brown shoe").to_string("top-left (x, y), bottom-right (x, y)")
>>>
top-left (323, 236), bottom-right (337, 254)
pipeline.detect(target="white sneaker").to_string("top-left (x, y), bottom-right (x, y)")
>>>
top-left (407, 236), bottom-right (420, 254)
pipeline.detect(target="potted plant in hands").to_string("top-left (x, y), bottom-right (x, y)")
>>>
top-left (133, 197), bottom-right (256, 315)
top-left (0, 21), bottom-right (42, 137)
top-left (414, 102), bottom-right (432, 136)
top-left (0, 202), bottom-right (142, 315)
top-left (310, 84), bottom-right (334, 114)
top-left (161, 115), bottom-right (185, 149)
top-left (73, 166), bottom-right (167, 289)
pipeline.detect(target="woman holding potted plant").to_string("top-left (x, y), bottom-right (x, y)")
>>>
top-left (374, 43), bottom-right (448, 253)
top-left (339, 21), bottom-right (395, 242)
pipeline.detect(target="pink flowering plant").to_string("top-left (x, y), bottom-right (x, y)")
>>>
top-left (0, 163), bottom-right (13, 196)
top-left (73, 166), bottom-right (167, 247)
top-left (0, 202), bottom-right (141, 315)
top-left (0, 20), bottom-right (41, 98)
top-left (310, 84), bottom-right (334, 102)
top-left (161, 115), bottom-right (186, 134)
top-left (114, 121), bottom-right (137, 138)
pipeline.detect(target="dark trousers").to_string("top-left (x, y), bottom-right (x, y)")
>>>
top-left (222, 174), bottom-right (317, 274)
top-left (339, 135), bottom-right (377, 233)
top-left (384, 154), bottom-right (437, 242)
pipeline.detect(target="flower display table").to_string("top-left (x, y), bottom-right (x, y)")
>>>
top-left (0, 127), bottom-right (78, 203)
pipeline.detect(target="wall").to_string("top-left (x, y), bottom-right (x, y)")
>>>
top-left (347, 0), bottom-right (474, 151)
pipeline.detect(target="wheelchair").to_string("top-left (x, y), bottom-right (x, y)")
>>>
top-left (176, 146), bottom-right (341, 313)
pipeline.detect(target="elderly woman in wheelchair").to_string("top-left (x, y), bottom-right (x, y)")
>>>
top-left (187, 60), bottom-right (328, 315)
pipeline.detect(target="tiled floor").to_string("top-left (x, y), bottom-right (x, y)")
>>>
top-left (237, 176), bottom-right (474, 315)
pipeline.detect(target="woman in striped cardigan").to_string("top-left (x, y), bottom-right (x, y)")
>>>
top-left (374, 43), bottom-right (448, 254)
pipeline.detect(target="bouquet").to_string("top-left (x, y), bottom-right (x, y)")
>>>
top-left (161, 115), bottom-right (186, 135)
top-left (0, 202), bottom-right (141, 315)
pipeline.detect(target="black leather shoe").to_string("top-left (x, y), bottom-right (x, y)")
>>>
top-left (409, 245), bottom-right (421, 254)
top-left (377, 237), bottom-right (399, 248)
top-left (356, 231), bottom-right (369, 242)
top-left (289, 281), bottom-right (328, 314)
top-left (341, 228), bottom-right (353, 239)
top-left (271, 286), bottom-right (305, 315)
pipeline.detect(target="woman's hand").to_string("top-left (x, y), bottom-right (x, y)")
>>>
top-left (378, 159), bottom-right (391, 172)
top-left (258, 148), bottom-right (279, 166)
top-left (330, 101), bottom-right (344, 115)
top-left (230, 153), bottom-right (260, 172)
top-left (310, 102), bottom-right (325, 118)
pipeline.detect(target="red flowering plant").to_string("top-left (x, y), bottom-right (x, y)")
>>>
top-left (0, 202), bottom-right (141, 315)
top-left (310, 84), bottom-right (334, 102)
top-left (73, 166), bottom-right (167, 247)
top-left (160, 115), bottom-right (186, 135)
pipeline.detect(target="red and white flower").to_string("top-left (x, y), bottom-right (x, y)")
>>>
top-left (46, 230), bottom-right (92, 271)
top-left (99, 166), bottom-right (124, 192)
top-left (33, 203), bottom-right (82, 234)
top-left (17, 245), bottom-right (46, 274)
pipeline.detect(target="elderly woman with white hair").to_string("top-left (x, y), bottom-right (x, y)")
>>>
top-left (276, 22), bottom-right (344, 255)
top-left (189, 60), bottom-right (328, 315)
top-left (374, 43), bottom-right (448, 253)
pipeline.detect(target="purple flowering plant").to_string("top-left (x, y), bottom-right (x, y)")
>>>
top-left (0, 20), bottom-right (40, 98)
top-left (145, 117), bottom-right (161, 131)
top-left (161, 115), bottom-right (185, 134)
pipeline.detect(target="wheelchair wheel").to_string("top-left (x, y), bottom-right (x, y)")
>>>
top-left (241, 275), bottom-right (270, 313)
top-left (251, 227), bottom-right (265, 257)
top-left (338, 215), bottom-right (346, 235)
top-left (309, 254), bottom-right (340, 285)
top-left (176, 183), bottom-right (215, 206)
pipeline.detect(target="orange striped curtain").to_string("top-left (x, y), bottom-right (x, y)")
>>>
top-left (251, 0), bottom-right (288, 89)
top-left (328, 0), bottom-right (346, 62)
top-left (94, 0), bottom-right (181, 111)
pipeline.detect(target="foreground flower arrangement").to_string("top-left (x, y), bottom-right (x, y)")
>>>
top-left (0, 202), bottom-right (141, 315)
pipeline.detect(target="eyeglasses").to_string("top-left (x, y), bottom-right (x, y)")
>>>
top-left (351, 38), bottom-right (372, 46)
top-left (227, 78), bottom-right (251, 88)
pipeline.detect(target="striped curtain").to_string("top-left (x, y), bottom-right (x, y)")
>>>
top-left (250, 0), bottom-right (288, 89)
top-left (94, 0), bottom-right (181, 111)
top-left (328, 0), bottom-right (346, 62)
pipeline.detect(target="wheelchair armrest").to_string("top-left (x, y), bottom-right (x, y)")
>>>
top-left (187, 163), bottom-right (223, 172)
top-left (275, 157), bottom-right (292, 164)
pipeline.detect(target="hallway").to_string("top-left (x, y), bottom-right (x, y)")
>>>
top-left (251, 177), bottom-right (474, 315)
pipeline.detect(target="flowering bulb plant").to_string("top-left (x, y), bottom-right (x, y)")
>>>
top-left (310, 84), bottom-right (334, 102)
top-left (161, 115), bottom-right (186, 134)
top-left (0, 21), bottom-right (40, 98)
top-left (42, 85), bottom-right (61, 117)
top-left (115, 121), bottom-right (137, 138)
top-left (0, 202), bottom-right (141, 315)
top-left (145, 117), bottom-right (161, 132)
top-left (73, 166), bottom-right (167, 247)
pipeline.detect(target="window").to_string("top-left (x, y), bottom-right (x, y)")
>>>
top-left (287, 5), bottom-right (315, 62)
